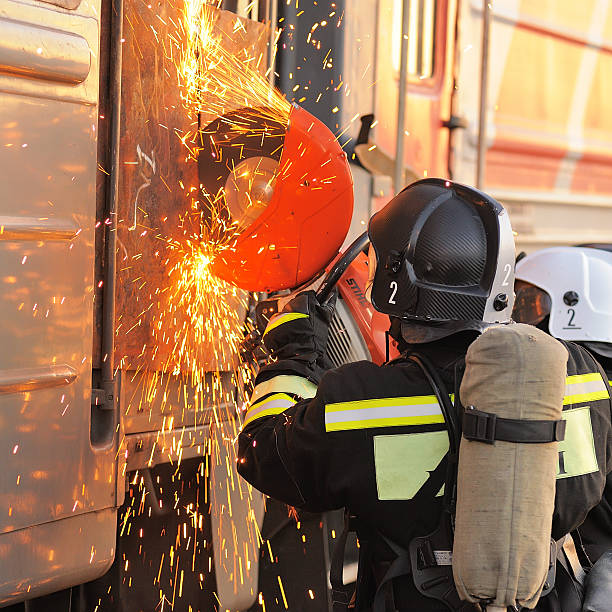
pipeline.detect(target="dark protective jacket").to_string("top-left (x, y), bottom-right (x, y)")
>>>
top-left (574, 356), bottom-right (612, 563)
top-left (237, 304), bottom-right (612, 611)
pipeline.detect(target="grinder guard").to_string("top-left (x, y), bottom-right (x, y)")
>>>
top-left (201, 104), bottom-right (354, 292)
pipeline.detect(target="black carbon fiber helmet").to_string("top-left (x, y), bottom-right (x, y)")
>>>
top-left (368, 178), bottom-right (515, 324)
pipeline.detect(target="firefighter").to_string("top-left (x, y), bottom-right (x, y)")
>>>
top-left (237, 179), bottom-right (612, 611)
top-left (514, 246), bottom-right (612, 564)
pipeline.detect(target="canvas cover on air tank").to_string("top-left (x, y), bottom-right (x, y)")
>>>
top-left (452, 323), bottom-right (568, 610)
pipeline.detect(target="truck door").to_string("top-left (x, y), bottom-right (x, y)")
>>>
top-left (0, 0), bottom-right (117, 604)
top-left (375, 0), bottom-right (458, 185)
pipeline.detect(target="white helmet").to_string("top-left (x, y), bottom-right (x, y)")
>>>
top-left (514, 247), bottom-right (612, 351)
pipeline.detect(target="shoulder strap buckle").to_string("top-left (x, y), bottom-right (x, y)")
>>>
top-left (553, 419), bottom-right (567, 441)
top-left (462, 406), bottom-right (497, 444)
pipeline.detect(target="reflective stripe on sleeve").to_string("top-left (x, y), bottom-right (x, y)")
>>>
top-left (251, 375), bottom-right (317, 403)
top-left (263, 312), bottom-right (309, 336)
top-left (564, 373), bottom-right (609, 405)
top-left (325, 395), bottom-right (445, 432)
top-left (244, 393), bottom-right (297, 427)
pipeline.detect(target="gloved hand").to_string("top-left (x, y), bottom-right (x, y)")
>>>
top-left (262, 290), bottom-right (336, 370)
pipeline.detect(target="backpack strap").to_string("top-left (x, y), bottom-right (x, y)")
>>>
top-left (407, 352), bottom-right (461, 516)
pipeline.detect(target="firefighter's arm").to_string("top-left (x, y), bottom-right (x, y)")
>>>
top-left (236, 291), bottom-right (341, 510)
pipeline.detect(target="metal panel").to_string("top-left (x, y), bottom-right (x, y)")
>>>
top-left (496, 189), bottom-right (612, 252)
top-left (452, 0), bottom-right (612, 248)
top-left (0, 509), bottom-right (116, 606)
top-left (124, 424), bottom-right (210, 471)
top-left (120, 369), bottom-right (235, 435)
top-left (39, 0), bottom-right (82, 10)
top-left (0, 0), bottom-right (116, 603)
top-left (114, 2), bottom-right (265, 372)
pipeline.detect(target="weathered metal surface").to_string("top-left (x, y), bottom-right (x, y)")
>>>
top-left (114, 3), bottom-right (268, 374)
top-left (0, 0), bottom-right (117, 603)
top-left (0, 16), bottom-right (91, 84)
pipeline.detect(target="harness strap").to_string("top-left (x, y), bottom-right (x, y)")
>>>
top-left (463, 406), bottom-right (567, 444)
top-left (372, 536), bottom-right (412, 612)
top-left (561, 534), bottom-right (586, 586)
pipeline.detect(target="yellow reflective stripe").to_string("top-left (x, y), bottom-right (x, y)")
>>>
top-left (263, 312), bottom-right (309, 336)
top-left (563, 373), bottom-right (609, 405)
top-left (244, 393), bottom-right (296, 426)
top-left (327, 414), bottom-right (445, 432)
top-left (325, 395), bottom-right (445, 432)
top-left (251, 375), bottom-right (317, 403)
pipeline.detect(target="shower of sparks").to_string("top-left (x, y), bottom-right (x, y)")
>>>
top-left (176, 1), bottom-right (289, 133)
top-left (111, 2), bottom-right (295, 609)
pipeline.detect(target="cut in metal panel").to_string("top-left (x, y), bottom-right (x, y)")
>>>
top-left (0, 16), bottom-right (91, 84)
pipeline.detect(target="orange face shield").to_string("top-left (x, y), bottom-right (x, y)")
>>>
top-left (200, 104), bottom-right (354, 292)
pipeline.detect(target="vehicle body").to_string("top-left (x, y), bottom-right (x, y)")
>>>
top-left (279, 0), bottom-right (612, 251)
top-left (1, 0), bottom-right (611, 610)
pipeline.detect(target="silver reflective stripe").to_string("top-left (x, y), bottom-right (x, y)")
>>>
top-left (325, 395), bottom-right (444, 432)
top-left (251, 375), bottom-right (317, 403)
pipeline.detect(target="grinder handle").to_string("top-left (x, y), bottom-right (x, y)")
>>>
top-left (316, 231), bottom-right (369, 303)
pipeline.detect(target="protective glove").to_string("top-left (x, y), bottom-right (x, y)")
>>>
top-left (262, 289), bottom-right (336, 372)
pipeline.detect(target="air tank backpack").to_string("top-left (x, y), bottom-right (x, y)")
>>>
top-left (331, 324), bottom-right (586, 612)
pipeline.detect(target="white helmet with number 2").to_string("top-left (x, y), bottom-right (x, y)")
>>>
top-left (515, 246), bottom-right (612, 345)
